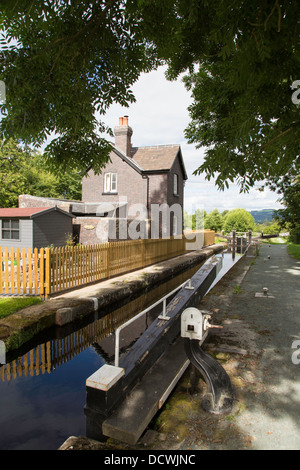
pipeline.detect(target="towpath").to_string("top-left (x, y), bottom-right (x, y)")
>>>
top-left (179, 242), bottom-right (300, 450)
top-left (60, 243), bottom-right (300, 450)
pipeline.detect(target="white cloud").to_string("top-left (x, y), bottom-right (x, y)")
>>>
top-left (101, 65), bottom-right (283, 214)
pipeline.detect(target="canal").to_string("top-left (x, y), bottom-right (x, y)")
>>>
top-left (0, 249), bottom-right (243, 450)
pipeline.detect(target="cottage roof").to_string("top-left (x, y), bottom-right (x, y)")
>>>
top-left (0, 207), bottom-right (74, 219)
top-left (130, 145), bottom-right (188, 179)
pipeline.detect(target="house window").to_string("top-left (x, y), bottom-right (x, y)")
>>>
top-left (174, 174), bottom-right (178, 196)
top-left (1, 219), bottom-right (20, 240)
top-left (104, 173), bottom-right (117, 193)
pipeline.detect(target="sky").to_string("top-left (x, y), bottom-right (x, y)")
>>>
top-left (101, 65), bottom-right (283, 215)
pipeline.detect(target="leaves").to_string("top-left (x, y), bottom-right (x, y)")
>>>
top-left (0, 0), bottom-right (156, 172)
top-left (0, 139), bottom-right (83, 206)
top-left (134, 0), bottom-right (300, 191)
top-left (223, 209), bottom-right (256, 233)
top-left (0, 0), bottom-right (299, 188)
top-left (276, 174), bottom-right (300, 243)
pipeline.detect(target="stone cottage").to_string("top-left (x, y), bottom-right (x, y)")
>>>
top-left (18, 117), bottom-right (188, 244)
top-left (77, 116), bottom-right (188, 243)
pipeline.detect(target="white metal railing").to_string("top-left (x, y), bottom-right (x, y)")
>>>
top-left (114, 279), bottom-right (194, 367)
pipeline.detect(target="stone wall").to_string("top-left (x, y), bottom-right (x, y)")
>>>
top-left (19, 194), bottom-right (76, 213)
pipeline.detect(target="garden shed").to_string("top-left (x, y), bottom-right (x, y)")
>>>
top-left (0, 206), bottom-right (75, 250)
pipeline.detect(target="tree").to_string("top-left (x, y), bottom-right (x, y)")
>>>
top-left (222, 210), bottom-right (229, 218)
top-left (204, 208), bottom-right (223, 232)
top-left (1, 1), bottom-right (299, 190)
top-left (223, 209), bottom-right (255, 233)
top-left (133, 0), bottom-right (300, 191)
top-left (0, 139), bottom-right (26, 207)
top-left (276, 175), bottom-right (300, 243)
top-left (23, 153), bottom-right (82, 200)
top-left (262, 221), bottom-right (281, 235)
top-left (0, 0), bottom-right (156, 173)
top-left (183, 211), bottom-right (192, 230)
top-left (192, 208), bottom-right (206, 230)
top-left (0, 139), bottom-right (82, 206)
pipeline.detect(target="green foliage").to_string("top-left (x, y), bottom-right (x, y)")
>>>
top-left (0, 139), bottom-right (82, 206)
top-left (276, 175), bottom-right (300, 243)
top-left (262, 222), bottom-right (281, 235)
top-left (0, 0), bottom-right (156, 173)
top-left (184, 209), bottom-right (206, 230)
top-left (287, 243), bottom-right (300, 260)
top-left (192, 208), bottom-right (206, 230)
top-left (183, 211), bottom-right (192, 230)
top-left (204, 208), bottom-right (223, 232)
top-left (0, 139), bottom-right (27, 207)
top-left (133, 0), bottom-right (300, 191)
top-left (0, 0), bottom-right (299, 188)
top-left (223, 208), bottom-right (255, 233)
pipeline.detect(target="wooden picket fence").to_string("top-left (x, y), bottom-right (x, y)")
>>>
top-left (0, 230), bottom-right (215, 298)
top-left (0, 247), bottom-right (51, 297)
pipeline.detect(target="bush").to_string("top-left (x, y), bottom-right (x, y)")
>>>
top-left (204, 208), bottom-right (223, 232)
top-left (262, 223), bottom-right (281, 235)
top-left (223, 208), bottom-right (255, 233)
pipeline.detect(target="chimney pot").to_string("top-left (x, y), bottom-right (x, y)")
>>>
top-left (114, 115), bottom-right (133, 157)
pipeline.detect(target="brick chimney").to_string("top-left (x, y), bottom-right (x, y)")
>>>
top-left (114, 115), bottom-right (133, 157)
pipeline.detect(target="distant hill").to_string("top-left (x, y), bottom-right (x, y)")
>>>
top-left (250, 209), bottom-right (275, 223)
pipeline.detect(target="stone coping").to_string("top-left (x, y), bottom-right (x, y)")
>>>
top-left (0, 244), bottom-right (226, 352)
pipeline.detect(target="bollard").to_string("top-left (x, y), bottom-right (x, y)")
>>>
top-left (85, 364), bottom-right (125, 441)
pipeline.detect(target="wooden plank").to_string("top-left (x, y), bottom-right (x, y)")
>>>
top-left (4, 247), bottom-right (9, 294)
top-left (28, 248), bottom-right (32, 294)
top-left (40, 248), bottom-right (44, 296)
top-left (16, 248), bottom-right (21, 295)
top-left (34, 248), bottom-right (38, 294)
top-left (10, 247), bottom-right (14, 295)
top-left (45, 248), bottom-right (51, 298)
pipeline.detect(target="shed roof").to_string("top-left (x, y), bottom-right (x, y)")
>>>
top-left (0, 207), bottom-right (74, 219)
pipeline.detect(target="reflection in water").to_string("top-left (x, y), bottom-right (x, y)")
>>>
top-left (0, 249), bottom-right (245, 449)
top-left (0, 261), bottom-right (203, 384)
top-left (0, 260), bottom-right (205, 450)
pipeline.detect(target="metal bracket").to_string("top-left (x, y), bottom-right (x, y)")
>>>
top-left (184, 279), bottom-right (194, 290)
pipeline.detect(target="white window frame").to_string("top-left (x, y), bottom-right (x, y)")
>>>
top-left (104, 173), bottom-right (117, 193)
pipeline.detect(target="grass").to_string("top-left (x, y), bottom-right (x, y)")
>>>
top-left (215, 237), bottom-right (227, 244)
top-left (262, 237), bottom-right (288, 244)
top-left (287, 243), bottom-right (300, 260)
top-left (0, 297), bottom-right (42, 320)
top-left (233, 285), bottom-right (243, 294)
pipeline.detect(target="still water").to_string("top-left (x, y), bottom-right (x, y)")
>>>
top-left (0, 249), bottom-right (243, 450)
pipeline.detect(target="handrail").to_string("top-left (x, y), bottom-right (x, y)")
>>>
top-left (114, 279), bottom-right (192, 367)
